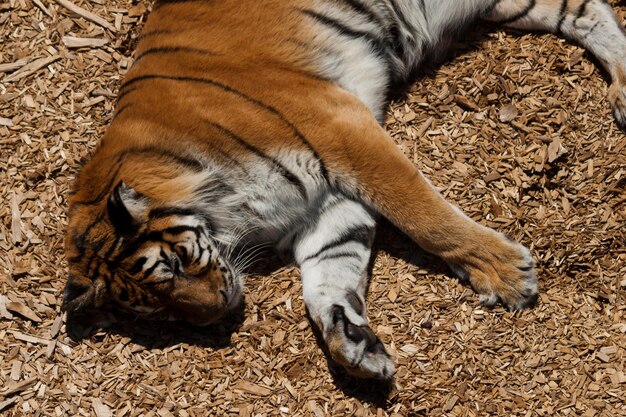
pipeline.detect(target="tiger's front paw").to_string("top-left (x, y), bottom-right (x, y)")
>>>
top-left (449, 231), bottom-right (538, 311)
top-left (324, 305), bottom-right (395, 380)
top-left (608, 81), bottom-right (626, 130)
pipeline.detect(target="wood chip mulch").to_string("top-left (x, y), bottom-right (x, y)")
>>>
top-left (1, 1), bottom-right (624, 416)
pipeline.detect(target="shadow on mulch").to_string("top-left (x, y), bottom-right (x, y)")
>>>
top-left (307, 310), bottom-right (395, 409)
top-left (65, 301), bottom-right (246, 350)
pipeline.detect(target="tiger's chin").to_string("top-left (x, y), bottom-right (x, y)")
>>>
top-left (124, 272), bottom-right (245, 327)
top-left (171, 285), bottom-right (245, 327)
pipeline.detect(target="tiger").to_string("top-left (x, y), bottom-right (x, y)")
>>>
top-left (63, 0), bottom-right (626, 380)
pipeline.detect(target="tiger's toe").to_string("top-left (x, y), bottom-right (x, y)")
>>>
top-left (608, 82), bottom-right (626, 130)
top-left (326, 305), bottom-right (395, 380)
top-left (450, 232), bottom-right (538, 311)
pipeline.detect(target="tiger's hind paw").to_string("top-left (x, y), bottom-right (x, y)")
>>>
top-left (325, 305), bottom-right (395, 380)
top-left (449, 232), bottom-right (538, 311)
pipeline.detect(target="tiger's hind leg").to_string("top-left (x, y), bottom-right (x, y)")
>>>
top-left (484, 0), bottom-right (626, 128)
top-left (289, 193), bottom-right (394, 380)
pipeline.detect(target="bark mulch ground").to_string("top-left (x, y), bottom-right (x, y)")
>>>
top-left (1, 1), bottom-right (625, 416)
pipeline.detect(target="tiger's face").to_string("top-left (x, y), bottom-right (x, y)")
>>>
top-left (63, 180), bottom-right (243, 326)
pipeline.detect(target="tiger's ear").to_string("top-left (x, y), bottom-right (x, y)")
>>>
top-left (61, 274), bottom-right (106, 313)
top-left (107, 180), bottom-right (147, 235)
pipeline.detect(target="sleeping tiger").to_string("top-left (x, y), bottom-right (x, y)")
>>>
top-left (63, 0), bottom-right (626, 379)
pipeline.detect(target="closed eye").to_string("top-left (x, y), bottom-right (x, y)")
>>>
top-left (173, 244), bottom-right (190, 265)
top-left (170, 254), bottom-right (182, 275)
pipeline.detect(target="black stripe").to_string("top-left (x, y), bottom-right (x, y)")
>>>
top-left (90, 259), bottom-right (103, 282)
top-left (162, 225), bottom-right (201, 237)
top-left (338, 0), bottom-right (404, 60)
top-left (118, 74), bottom-right (329, 182)
top-left (110, 232), bottom-right (163, 268)
top-left (387, 0), bottom-right (414, 38)
top-left (418, 0), bottom-right (426, 17)
top-left (141, 146), bottom-right (204, 172)
top-left (150, 207), bottom-right (200, 219)
top-left (317, 251), bottom-right (362, 263)
top-left (214, 147), bottom-right (252, 176)
top-left (383, 0), bottom-right (416, 61)
top-left (300, 8), bottom-right (383, 48)
top-left (74, 154), bottom-right (125, 207)
top-left (417, 0), bottom-right (428, 30)
top-left (73, 147), bottom-right (204, 206)
top-left (134, 47), bottom-right (218, 62)
top-left (575, 0), bottom-right (592, 20)
top-left (103, 236), bottom-right (122, 260)
top-left (206, 120), bottom-right (308, 198)
top-left (119, 287), bottom-right (130, 302)
top-left (148, 207), bottom-right (216, 234)
top-left (116, 86), bottom-right (141, 103)
top-left (128, 256), bottom-right (148, 275)
top-left (69, 212), bottom-right (106, 263)
top-left (140, 261), bottom-right (161, 281)
top-left (494, 0), bottom-right (536, 25)
top-left (556, 0), bottom-right (569, 35)
top-left (108, 219), bottom-right (209, 273)
top-left (301, 225), bottom-right (373, 264)
top-left (112, 103), bottom-right (132, 121)
top-left (84, 253), bottom-right (97, 278)
top-left (339, 0), bottom-right (385, 27)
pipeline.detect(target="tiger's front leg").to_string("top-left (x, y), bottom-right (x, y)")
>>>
top-left (484, 0), bottom-right (626, 128)
top-left (289, 193), bottom-right (394, 380)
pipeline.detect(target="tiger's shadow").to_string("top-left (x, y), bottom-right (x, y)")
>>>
top-left (65, 302), bottom-right (246, 350)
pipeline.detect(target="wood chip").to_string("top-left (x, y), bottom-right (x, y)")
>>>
top-left (92, 398), bottom-right (113, 417)
top-left (0, 295), bottom-right (14, 319)
top-left (54, 0), bottom-right (116, 32)
top-left (5, 301), bottom-right (41, 322)
top-left (454, 94), bottom-right (479, 111)
top-left (50, 315), bottom-right (63, 338)
top-left (32, 0), bottom-right (53, 18)
top-left (62, 36), bottom-right (109, 49)
top-left (499, 103), bottom-right (519, 122)
top-left (0, 398), bottom-right (18, 413)
top-left (232, 381), bottom-right (272, 397)
top-left (9, 331), bottom-right (50, 345)
top-left (0, 57), bottom-right (31, 73)
top-left (10, 193), bottom-right (22, 244)
top-left (1, 377), bottom-right (37, 396)
top-left (484, 171), bottom-right (502, 183)
top-left (4, 55), bottom-right (62, 82)
top-left (547, 138), bottom-right (568, 163)
top-left (0, 116), bottom-right (14, 126)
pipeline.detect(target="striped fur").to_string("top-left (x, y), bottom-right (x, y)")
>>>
top-left (64, 0), bottom-right (626, 379)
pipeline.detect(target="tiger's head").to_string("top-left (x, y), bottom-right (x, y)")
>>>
top-left (63, 180), bottom-right (243, 326)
